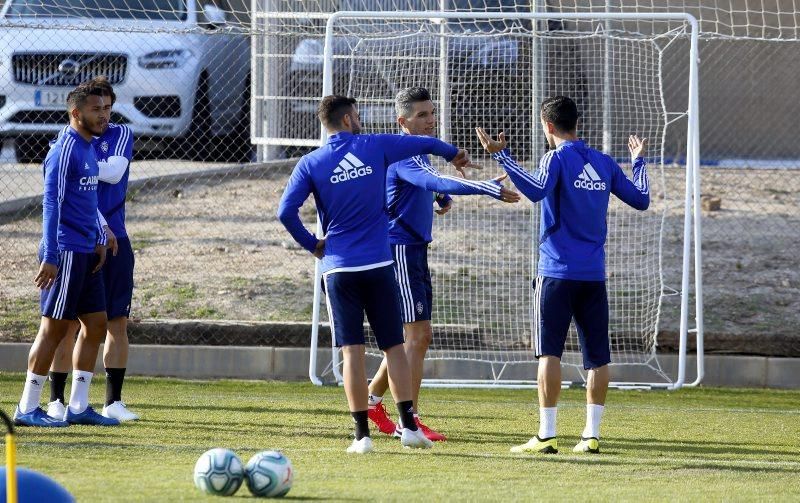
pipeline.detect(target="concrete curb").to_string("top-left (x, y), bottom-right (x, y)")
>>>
top-left (0, 343), bottom-right (798, 388)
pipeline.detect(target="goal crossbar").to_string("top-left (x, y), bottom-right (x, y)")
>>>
top-left (308, 10), bottom-right (703, 391)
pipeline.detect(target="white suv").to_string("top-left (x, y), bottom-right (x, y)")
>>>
top-left (0, 0), bottom-right (251, 162)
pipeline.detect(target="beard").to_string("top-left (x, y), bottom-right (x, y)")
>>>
top-left (351, 123), bottom-right (362, 135)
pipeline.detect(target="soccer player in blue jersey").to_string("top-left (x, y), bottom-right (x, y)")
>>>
top-left (365, 87), bottom-right (520, 441)
top-left (278, 95), bottom-right (475, 453)
top-left (476, 96), bottom-right (649, 454)
top-left (13, 83), bottom-right (120, 427)
top-left (46, 76), bottom-right (139, 423)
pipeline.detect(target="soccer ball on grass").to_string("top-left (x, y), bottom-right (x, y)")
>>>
top-left (244, 450), bottom-right (294, 498)
top-left (193, 448), bottom-right (244, 496)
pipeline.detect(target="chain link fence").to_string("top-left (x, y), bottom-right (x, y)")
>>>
top-left (0, 0), bottom-right (798, 354)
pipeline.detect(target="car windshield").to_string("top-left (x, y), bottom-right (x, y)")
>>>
top-left (6, 0), bottom-right (188, 21)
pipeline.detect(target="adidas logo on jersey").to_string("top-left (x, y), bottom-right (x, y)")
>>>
top-left (574, 163), bottom-right (606, 191)
top-left (330, 153), bottom-right (373, 184)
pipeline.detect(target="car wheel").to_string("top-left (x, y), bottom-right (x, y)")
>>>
top-left (183, 73), bottom-right (214, 161)
top-left (216, 73), bottom-right (253, 163)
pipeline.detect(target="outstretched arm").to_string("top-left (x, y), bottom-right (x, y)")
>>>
top-left (396, 157), bottom-right (517, 202)
top-left (277, 160), bottom-right (322, 255)
top-left (374, 134), bottom-right (478, 174)
top-left (476, 128), bottom-right (557, 203)
top-left (611, 135), bottom-right (650, 210)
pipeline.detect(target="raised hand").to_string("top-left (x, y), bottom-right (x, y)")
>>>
top-left (493, 174), bottom-right (520, 203)
top-left (450, 149), bottom-right (482, 178)
top-left (475, 127), bottom-right (508, 154)
top-left (628, 134), bottom-right (648, 159)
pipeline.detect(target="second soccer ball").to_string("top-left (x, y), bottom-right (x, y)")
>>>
top-left (244, 450), bottom-right (294, 498)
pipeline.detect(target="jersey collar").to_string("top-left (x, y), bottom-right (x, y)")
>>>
top-left (556, 139), bottom-right (585, 150)
top-left (66, 126), bottom-right (92, 145)
top-left (327, 131), bottom-right (353, 143)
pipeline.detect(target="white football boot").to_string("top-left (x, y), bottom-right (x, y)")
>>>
top-left (102, 401), bottom-right (140, 422)
top-left (46, 400), bottom-right (66, 420)
top-left (400, 428), bottom-right (433, 449)
top-left (346, 437), bottom-right (374, 454)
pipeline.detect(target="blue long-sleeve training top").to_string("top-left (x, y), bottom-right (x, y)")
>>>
top-left (58, 123), bottom-right (134, 237)
top-left (277, 132), bottom-right (459, 274)
top-left (41, 127), bottom-right (104, 265)
top-left (492, 139), bottom-right (649, 281)
top-left (387, 152), bottom-right (503, 245)
top-left (95, 124), bottom-right (134, 238)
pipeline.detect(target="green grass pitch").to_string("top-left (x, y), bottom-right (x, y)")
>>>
top-left (1, 374), bottom-right (798, 501)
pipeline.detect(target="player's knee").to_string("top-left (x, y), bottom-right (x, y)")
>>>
top-left (80, 322), bottom-right (108, 343)
top-left (406, 331), bottom-right (431, 351)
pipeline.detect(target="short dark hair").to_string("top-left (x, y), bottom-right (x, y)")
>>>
top-left (395, 87), bottom-right (431, 118)
top-left (87, 75), bottom-right (116, 105)
top-left (66, 83), bottom-right (104, 112)
top-left (317, 95), bottom-right (357, 129)
top-left (540, 96), bottom-right (579, 132)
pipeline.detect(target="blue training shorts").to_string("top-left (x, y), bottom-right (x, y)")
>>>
top-left (103, 236), bottom-right (135, 319)
top-left (533, 276), bottom-right (611, 370)
top-left (322, 264), bottom-right (405, 350)
top-left (391, 243), bottom-right (433, 324)
top-left (39, 250), bottom-right (106, 321)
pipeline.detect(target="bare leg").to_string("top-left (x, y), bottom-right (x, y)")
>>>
top-left (384, 343), bottom-right (413, 404)
top-left (49, 321), bottom-right (78, 373)
top-left (586, 365), bottom-right (609, 406)
top-left (581, 365), bottom-right (610, 443)
top-left (367, 358), bottom-right (389, 399)
top-left (103, 317), bottom-right (129, 368)
top-left (367, 320), bottom-right (432, 410)
top-left (28, 317), bottom-right (73, 375)
top-left (73, 311), bottom-right (107, 372)
top-left (18, 317), bottom-right (73, 414)
top-left (341, 345), bottom-right (368, 412)
top-left (537, 356), bottom-right (562, 408)
top-left (403, 321), bottom-right (431, 411)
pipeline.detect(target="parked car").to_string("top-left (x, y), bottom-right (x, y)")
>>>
top-left (0, 0), bottom-right (251, 162)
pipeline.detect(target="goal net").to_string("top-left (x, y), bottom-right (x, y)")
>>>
top-left (310, 10), bottom-right (700, 388)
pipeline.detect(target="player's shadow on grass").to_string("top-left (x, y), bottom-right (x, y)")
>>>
top-left (425, 412), bottom-right (518, 421)
top-left (130, 403), bottom-right (343, 416)
top-left (444, 431), bottom-right (543, 444)
top-left (610, 437), bottom-right (797, 458)
top-left (379, 450), bottom-right (626, 466)
top-left (140, 419), bottom-right (346, 440)
top-left (230, 496), bottom-right (364, 502)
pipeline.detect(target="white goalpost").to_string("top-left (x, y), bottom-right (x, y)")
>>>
top-left (307, 10), bottom-right (703, 390)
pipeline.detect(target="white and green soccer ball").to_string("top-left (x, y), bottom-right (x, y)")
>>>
top-left (194, 448), bottom-right (245, 496)
top-left (244, 451), bottom-right (294, 498)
